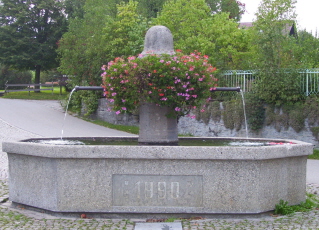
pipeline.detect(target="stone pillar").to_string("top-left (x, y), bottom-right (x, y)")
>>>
top-left (138, 26), bottom-right (178, 145)
top-left (141, 25), bottom-right (175, 56)
top-left (138, 103), bottom-right (178, 145)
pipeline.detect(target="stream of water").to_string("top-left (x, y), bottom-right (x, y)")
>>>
top-left (60, 88), bottom-right (76, 139)
top-left (240, 90), bottom-right (249, 139)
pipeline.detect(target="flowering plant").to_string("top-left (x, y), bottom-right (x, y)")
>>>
top-left (101, 51), bottom-right (218, 117)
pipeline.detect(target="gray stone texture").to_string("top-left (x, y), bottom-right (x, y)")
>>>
top-left (135, 222), bottom-right (183, 230)
top-left (138, 103), bottom-right (178, 144)
top-left (141, 25), bottom-right (175, 56)
top-left (3, 137), bottom-right (312, 214)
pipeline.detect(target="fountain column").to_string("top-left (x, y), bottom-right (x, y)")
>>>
top-left (138, 26), bottom-right (178, 145)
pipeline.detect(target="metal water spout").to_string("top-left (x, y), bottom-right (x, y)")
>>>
top-left (210, 87), bottom-right (241, 92)
top-left (74, 86), bottom-right (104, 91)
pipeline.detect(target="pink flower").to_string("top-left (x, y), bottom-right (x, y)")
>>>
top-left (112, 92), bottom-right (117, 96)
top-left (116, 111), bottom-right (121, 115)
top-left (198, 78), bottom-right (203, 81)
top-left (192, 95), bottom-right (197, 98)
top-left (200, 109), bottom-right (205, 112)
top-left (175, 107), bottom-right (181, 111)
top-left (160, 97), bottom-right (168, 101)
top-left (122, 99), bottom-right (126, 102)
top-left (122, 107), bottom-right (127, 110)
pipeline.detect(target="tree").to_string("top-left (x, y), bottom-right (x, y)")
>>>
top-left (206, 0), bottom-right (246, 21)
top-left (0, 64), bottom-right (32, 88)
top-left (0, 0), bottom-right (67, 89)
top-left (252, 0), bottom-right (302, 105)
top-left (64, 0), bottom-right (86, 19)
top-left (296, 30), bottom-right (319, 68)
top-left (152, 0), bottom-right (248, 70)
top-left (136, 0), bottom-right (166, 18)
top-left (58, 0), bottom-right (147, 86)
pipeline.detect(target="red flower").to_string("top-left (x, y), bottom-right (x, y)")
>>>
top-left (159, 93), bottom-right (164, 96)
top-left (153, 70), bottom-right (157, 73)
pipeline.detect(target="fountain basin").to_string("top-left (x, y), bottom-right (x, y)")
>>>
top-left (3, 137), bottom-right (313, 216)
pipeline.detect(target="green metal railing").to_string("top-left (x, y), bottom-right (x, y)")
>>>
top-left (221, 69), bottom-right (319, 96)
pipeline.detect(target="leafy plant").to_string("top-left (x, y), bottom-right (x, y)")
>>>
top-left (274, 198), bottom-right (318, 215)
top-left (102, 51), bottom-right (218, 117)
top-left (245, 93), bottom-right (265, 131)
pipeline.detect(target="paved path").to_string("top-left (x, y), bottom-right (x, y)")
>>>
top-left (0, 98), bottom-right (135, 180)
top-left (0, 98), bottom-right (318, 230)
top-left (0, 98), bottom-right (136, 138)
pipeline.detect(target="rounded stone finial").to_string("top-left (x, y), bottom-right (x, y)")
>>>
top-left (141, 25), bottom-right (175, 56)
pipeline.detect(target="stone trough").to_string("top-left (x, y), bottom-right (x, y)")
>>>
top-left (2, 137), bottom-right (313, 217)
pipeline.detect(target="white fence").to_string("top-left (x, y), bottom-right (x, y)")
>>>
top-left (221, 69), bottom-right (319, 96)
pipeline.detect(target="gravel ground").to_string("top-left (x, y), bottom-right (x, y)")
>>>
top-left (1, 101), bottom-right (319, 229)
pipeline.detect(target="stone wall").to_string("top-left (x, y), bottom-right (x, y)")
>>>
top-left (89, 98), bottom-right (319, 147)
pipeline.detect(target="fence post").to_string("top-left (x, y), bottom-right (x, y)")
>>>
top-left (306, 70), bottom-right (309, 96)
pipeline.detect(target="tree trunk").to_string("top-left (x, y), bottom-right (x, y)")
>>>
top-left (34, 65), bottom-right (41, 92)
top-left (138, 103), bottom-right (178, 145)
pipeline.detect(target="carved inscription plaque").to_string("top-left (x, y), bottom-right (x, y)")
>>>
top-left (112, 175), bottom-right (203, 207)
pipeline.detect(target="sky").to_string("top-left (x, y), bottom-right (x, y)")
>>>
top-left (240, 0), bottom-right (319, 36)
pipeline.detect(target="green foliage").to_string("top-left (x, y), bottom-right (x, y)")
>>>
top-left (251, 0), bottom-right (305, 105)
top-left (222, 96), bottom-right (244, 131)
top-left (206, 0), bottom-right (246, 21)
top-left (245, 93), bottom-right (265, 131)
top-left (152, 0), bottom-right (249, 70)
top-left (0, 0), bottom-right (68, 84)
top-left (102, 52), bottom-right (218, 117)
top-left (296, 30), bottom-right (319, 68)
top-left (304, 96), bottom-right (319, 126)
top-left (288, 103), bottom-right (306, 132)
top-left (64, 90), bottom-right (101, 116)
top-left (194, 101), bottom-right (222, 125)
top-left (310, 127), bottom-right (319, 142)
top-left (2, 88), bottom-right (66, 100)
top-left (86, 119), bottom-right (139, 135)
top-left (64, 0), bottom-right (86, 19)
top-left (264, 103), bottom-right (306, 133)
top-left (308, 148), bottom-right (319, 160)
top-left (137, 0), bottom-right (166, 18)
top-left (58, 0), bottom-right (147, 86)
top-left (211, 101), bottom-right (222, 122)
top-left (0, 64), bottom-right (32, 88)
top-left (274, 198), bottom-right (318, 215)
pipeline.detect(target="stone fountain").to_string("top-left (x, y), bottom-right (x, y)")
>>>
top-left (2, 26), bottom-right (313, 218)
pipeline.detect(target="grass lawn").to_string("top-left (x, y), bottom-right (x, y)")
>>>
top-left (1, 87), bottom-right (68, 100)
top-left (308, 149), bottom-right (319, 160)
top-left (84, 118), bottom-right (139, 135)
